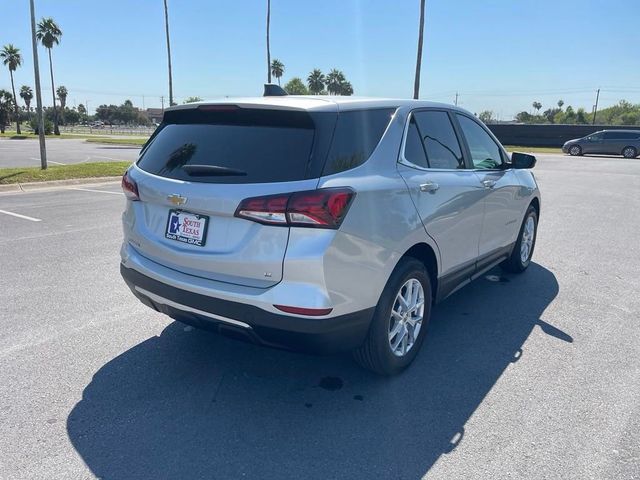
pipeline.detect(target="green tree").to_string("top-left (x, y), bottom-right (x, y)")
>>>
top-left (557, 99), bottom-right (564, 109)
top-left (532, 101), bottom-right (542, 114)
top-left (339, 80), bottom-right (354, 96)
top-left (0, 44), bottom-right (23, 134)
top-left (478, 110), bottom-right (494, 123)
top-left (284, 77), bottom-right (308, 95)
top-left (20, 85), bottom-right (33, 112)
top-left (543, 108), bottom-right (561, 123)
top-left (183, 96), bottom-right (203, 103)
top-left (326, 69), bottom-right (345, 95)
top-left (36, 17), bottom-right (63, 135)
top-left (77, 103), bottom-right (87, 121)
top-left (56, 85), bottom-right (68, 124)
top-left (515, 111), bottom-right (533, 123)
top-left (270, 59), bottom-right (284, 85)
top-left (307, 69), bottom-right (325, 95)
top-left (576, 108), bottom-right (589, 124)
top-left (0, 89), bottom-right (14, 133)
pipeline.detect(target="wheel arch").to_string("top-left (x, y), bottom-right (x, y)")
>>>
top-left (530, 196), bottom-right (540, 217)
top-left (400, 243), bottom-right (438, 303)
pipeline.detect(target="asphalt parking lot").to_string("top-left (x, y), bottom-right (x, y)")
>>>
top-left (0, 153), bottom-right (638, 479)
top-left (0, 138), bottom-right (141, 168)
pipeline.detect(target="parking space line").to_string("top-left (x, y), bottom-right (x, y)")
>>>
top-left (69, 188), bottom-right (122, 196)
top-left (0, 209), bottom-right (42, 222)
top-left (29, 157), bottom-right (66, 165)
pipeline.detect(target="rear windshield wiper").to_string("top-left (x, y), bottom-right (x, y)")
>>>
top-left (181, 164), bottom-right (247, 176)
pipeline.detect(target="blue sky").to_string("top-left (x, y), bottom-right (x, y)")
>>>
top-left (2, 0), bottom-right (639, 119)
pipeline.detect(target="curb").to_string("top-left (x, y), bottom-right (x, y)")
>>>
top-left (0, 176), bottom-right (121, 194)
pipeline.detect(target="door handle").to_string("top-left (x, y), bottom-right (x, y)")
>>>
top-left (482, 179), bottom-right (496, 189)
top-left (420, 181), bottom-right (439, 193)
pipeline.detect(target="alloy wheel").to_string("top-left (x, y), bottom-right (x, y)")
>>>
top-left (388, 278), bottom-right (425, 357)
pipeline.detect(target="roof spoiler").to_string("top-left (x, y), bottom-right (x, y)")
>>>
top-left (263, 83), bottom-right (288, 97)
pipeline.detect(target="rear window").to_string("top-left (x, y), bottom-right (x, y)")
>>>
top-left (322, 108), bottom-right (396, 175)
top-left (137, 107), bottom-right (336, 184)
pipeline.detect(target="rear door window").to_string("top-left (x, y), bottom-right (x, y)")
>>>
top-left (413, 111), bottom-right (464, 169)
top-left (137, 107), bottom-right (336, 184)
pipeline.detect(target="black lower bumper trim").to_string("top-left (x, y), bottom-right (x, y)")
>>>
top-left (121, 264), bottom-right (374, 354)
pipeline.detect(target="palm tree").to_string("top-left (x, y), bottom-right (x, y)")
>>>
top-left (163, 0), bottom-right (174, 106)
top-left (413, 0), bottom-right (426, 99)
top-left (20, 85), bottom-right (33, 112)
top-left (339, 80), bottom-right (353, 96)
top-left (266, 0), bottom-right (272, 83)
top-left (326, 69), bottom-right (345, 95)
top-left (56, 85), bottom-right (67, 124)
top-left (0, 44), bottom-right (23, 134)
top-left (36, 17), bottom-right (62, 135)
top-left (270, 59), bottom-right (284, 85)
top-left (0, 90), bottom-right (13, 133)
top-left (307, 69), bottom-right (325, 95)
top-left (532, 101), bottom-right (542, 115)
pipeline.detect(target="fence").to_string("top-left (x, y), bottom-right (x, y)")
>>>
top-left (60, 125), bottom-right (156, 137)
top-left (486, 124), bottom-right (640, 147)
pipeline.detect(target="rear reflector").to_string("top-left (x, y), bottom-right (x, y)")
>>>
top-left (235, 188), bottom-right (355, 229)
top-left (121, 171), bottom-right (139, 201)
top-left (274, 305), bottom-right (333, 316)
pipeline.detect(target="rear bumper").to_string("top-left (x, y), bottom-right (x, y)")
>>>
top-left (121, 264), bottom-right (373, 353)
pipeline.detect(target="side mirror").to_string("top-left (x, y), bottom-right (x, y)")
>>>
top-left (511, 152), bottom-right (536, 169)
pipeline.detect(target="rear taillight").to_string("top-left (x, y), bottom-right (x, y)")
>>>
top-left (121, 171), bottom-right (139, 201)
top-left (235, 188), bottom-right (355, 229)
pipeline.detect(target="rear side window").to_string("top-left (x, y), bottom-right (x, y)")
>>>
top-left (604, 131), bottom-right (639, 140)
top-left (137, 108), bottom-right (336, 184)
top-left (404, 117), bottom-right (429, 168)
top-left (322, 108), bottom-right (395, 175)
top-left (413, 111), bottom-right (464, 169)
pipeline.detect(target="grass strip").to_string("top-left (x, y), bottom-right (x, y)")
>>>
top-left (0, 162), bottom-right (130, 184)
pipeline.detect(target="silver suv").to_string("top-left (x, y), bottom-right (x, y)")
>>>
top-left (120, 96), bottom-right (541, 375)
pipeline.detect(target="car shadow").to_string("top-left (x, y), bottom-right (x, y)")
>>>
top-left (67, 263), bottom-right (564, 479)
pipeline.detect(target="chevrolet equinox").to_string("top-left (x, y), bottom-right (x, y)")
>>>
top-left (120, 95), bottom-right (541, 375)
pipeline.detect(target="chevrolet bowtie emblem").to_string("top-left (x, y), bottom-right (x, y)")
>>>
top-left (167, 194), bottom-right (187, 206)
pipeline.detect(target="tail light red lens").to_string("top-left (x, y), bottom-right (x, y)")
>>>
top-left (274, 305), bottom-right (333, 316)
top-left (121, 171), bottom-right (140, 201)
top-left (235, 188), bottom-right (355, 229)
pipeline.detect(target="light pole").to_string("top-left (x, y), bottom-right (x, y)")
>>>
top-left (29, 0), bottom-right (47, 169)
top-left (413, 0), bottom-right (426, 99)
top-left (163, 0), bottom-right (173, 106)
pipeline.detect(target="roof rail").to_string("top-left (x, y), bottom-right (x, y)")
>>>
top-left (263, 84), bottom-right (288, 97)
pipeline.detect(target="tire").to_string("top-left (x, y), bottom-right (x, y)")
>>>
top-left (501, 205), bottom-right (538, 273)
top-left (353, 258), bottom-right (432, 376)
top-left (622, 146), bottom-right (638, 159)
top-left (568, 145), bottom-right (582, 156)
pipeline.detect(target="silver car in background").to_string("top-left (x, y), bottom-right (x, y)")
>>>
top-left (120, 96), bottom-right (541, 375)
top-left (563, 129), bottom-right (640, 158)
